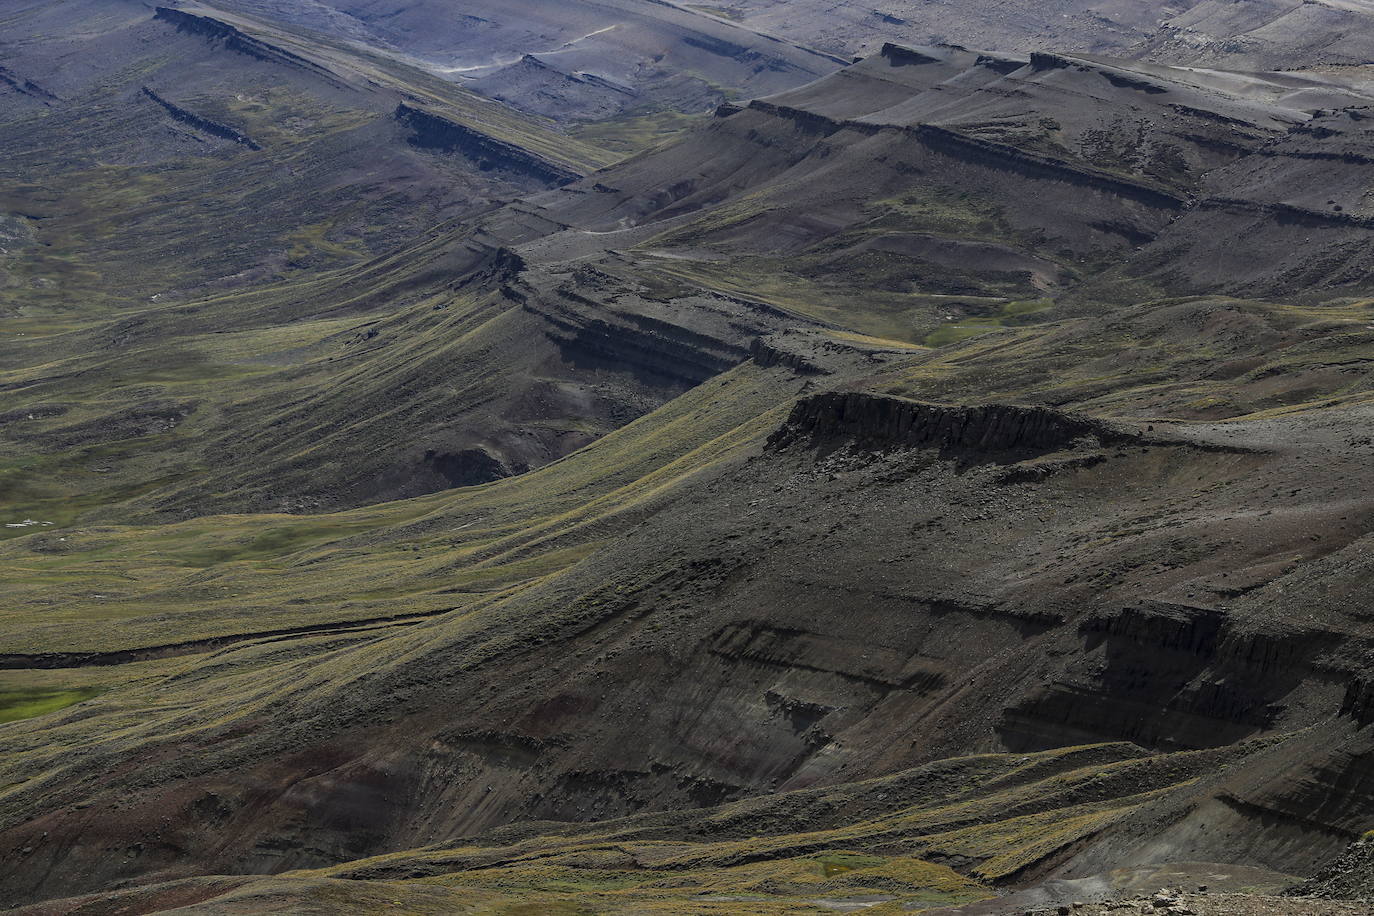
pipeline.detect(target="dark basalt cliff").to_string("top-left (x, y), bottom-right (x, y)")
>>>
top-left (506, 267), bottom-right (798, 388)
top-left (1001, 601), bottom-right (1343, 752)
top-left (0, 65), bottom-right (57, 104)
top-left (153, 7), bottom-right (342, 84)
top-left (769, 391), bottom-right (1130, 458)
top-left (140, 87), bottom-right (261, 150)
top-left (395, 103), bottom-right (580, 187)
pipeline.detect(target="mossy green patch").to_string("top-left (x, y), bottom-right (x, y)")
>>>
top-left (0, 687), bottom-right (102, 724)
top-left (570, 109), bottom-right (706, 157)
top-left (924, 298), bottom-right (1055, 347)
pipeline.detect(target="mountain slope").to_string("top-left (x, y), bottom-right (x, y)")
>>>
top-left (209, 0), bottom-right (847, 120)
top-left (6, 16), bottom-right (1374, 916)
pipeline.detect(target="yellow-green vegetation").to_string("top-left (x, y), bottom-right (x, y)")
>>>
top-left (636, 255), bottom-right (974, 344)
top-left (886, 296), bottom-right (1374, 419)
top-left (0, 91), bottom-right (385, 320)
top-left (924, 298), bottom-right (1055, 346)
top-left (569, 109), bottom-right (707, 156)
top-left (0, 687), bottom-right (102, 724)
top-left (223, 742), bottom-right (1252, 914)
top-left (0, 360), bottom-right (803, 653)
top-left (631, 181), bottom-right (1065, 344)
top-left (864, 185), bottom-right (1014, 242)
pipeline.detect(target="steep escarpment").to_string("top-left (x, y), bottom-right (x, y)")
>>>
top-left (395, 102), bottom-right (581, 187)
top-left (508, 264), bottom-right (812, 389)
top-left (153, 7), bottom-right (343, 85)
top-left (744, 96), bottom-right (1192, 211)
top-left (0, 66), bottom-right (57, 105)
top-left (769, 391), bottom-right (1130, 458)
top-left (140, 87), bottom-right (261, 150)
top-left (1000, 601), bottom-right (1344, 752)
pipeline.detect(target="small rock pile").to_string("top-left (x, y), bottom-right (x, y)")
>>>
top-left (1027, 886), bottom-right (1207, 916)
top-left (1022, 884), bottom-right (1374, 916)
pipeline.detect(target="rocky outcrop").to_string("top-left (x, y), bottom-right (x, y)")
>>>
top-left (1338, 678), bottom-right (1374, 727)
top-left (1000, 601), bottom-right (1341, 752)
top-left (747, 100), bottom-right (874, 137)
top-left (395, 103), bottom-right (579, 187)
top-left (140, 87), bottom-right (261, 150)
top-left (909, 123), bottom-right (1188, 209)
top-left (1289, 838), bottom-right (1374, 901)
top-left (768, 391), bottom-right (1129, 458)
top-left (0, 66), bottom-right (57, 103)
top-left (423, 447), bottom-right (512, 488)
top-left (748, 337), bottom-right (827, 375)
top-left (153, 7), bottom-right (342, 85)
top-left (1199, 196), bottom-right (1374, 230)
top-left (515, 281), bottom-right (747, 387)
top-left (879, 42), bottom-right (949, 66)
top-left (742, 101), bottom-right (1191, 210)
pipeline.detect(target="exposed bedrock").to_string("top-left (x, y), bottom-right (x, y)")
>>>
top-left (140, 87), bottom-right (261, 150)
top-left (0, 65), bottom-right (57, 103)
top-left (1339, 678), bottom-right (1374, 727)
top-left (768, 391), bottom-right (1131, 458)
top-left (1290, 834), bottom-right (1374, 900)
top-left (395, 103), bottom-right (580, 188)
top-left (505, 265), bottom-right (812, 389)
top-left (152, 7), bottom-right (341, 84)
top-left (523, 291), bottom-right (744, 388)
top-left (1000, 600), bottom-right (1346, 753)
top-left (748, 336), bottom-right (828, 375)
top-left (422, 447), bottom-right (512, 488)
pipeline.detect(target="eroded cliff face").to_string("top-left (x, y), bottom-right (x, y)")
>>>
top-left (140, 87), bottom-right (261, 150)
top-left (153, 7), bottom-right (342, 83)
top-left (395, 103), bottom-right (580, 188)
top-left (769, 391), bottom-right (1130, 458)
top-left (1000, 601), bottom-right (1345, 753)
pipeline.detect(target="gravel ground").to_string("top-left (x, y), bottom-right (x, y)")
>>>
top-left (1035, 891), bottom-right (1372, 916)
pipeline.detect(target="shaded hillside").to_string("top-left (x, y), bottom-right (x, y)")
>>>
top-left (0, 0), bottom-right (609, 312)
top-left (0, 0), bottom-right (859, 522)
